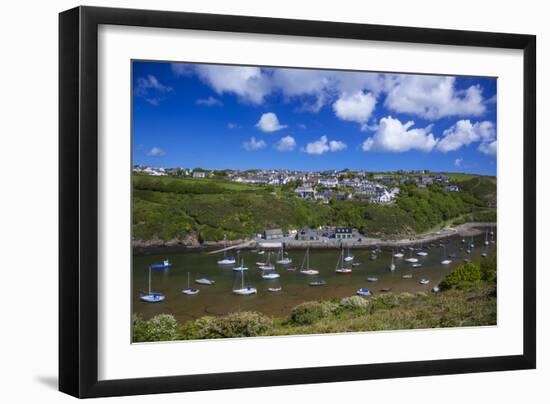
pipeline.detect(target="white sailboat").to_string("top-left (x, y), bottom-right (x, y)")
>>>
top-left (335, 247), bottom-right (352, 274)
top-left (182, 272), bottom-right (199, 295)
top-left (393, 250), bottom-right (404, 258)
top-left (217, 235), bottom-right (236, 265)
top-left (258, 251), bottom-right (275, 271)
top-left (233, 257), bottom-right (248, 272)
top-left (404, 248), bottom-right (419, 263)
top-left (299, 248), bottom-right (319, 275)
top-left (140, 266), bottom-right (165, 303)
top-left (389, 249), bottom-right (396, 271)
top-left (484, 230), bottom-right (490, 246)
top-left (344, 247), bottom-right (354, 262)
top-left (441, 245), bottom-right (452, 265)
top-left (233, 271), bottom-right (257, 295)
top-left (470, 236), bottom-right (475, 249)
top-left (416, 241), bottom-right (428, 256)
top-left (195, 277), bottom-right (215, 285)
top-left (261, 270), bottom-right (281, 279)
top-left (276, 245), bottom-right (292, 265)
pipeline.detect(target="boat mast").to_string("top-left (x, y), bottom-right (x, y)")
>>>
top-left (306, 248), bottom-right (310, 270)
top-left (148, 266), bottom-right (152, 295)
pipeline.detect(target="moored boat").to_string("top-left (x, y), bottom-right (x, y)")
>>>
top-left (356, 288), bottom-right (372, 296)
top-left (150, 259), bottom-right (172, 269)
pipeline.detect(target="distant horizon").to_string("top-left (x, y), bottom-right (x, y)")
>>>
top-left (134, 163), bottom-right (494, 176)
top-left (132, 61), bottom-right (497, 176)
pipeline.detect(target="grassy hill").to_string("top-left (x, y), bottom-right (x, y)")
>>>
top-left (132, 174), bottom-right (496, 243)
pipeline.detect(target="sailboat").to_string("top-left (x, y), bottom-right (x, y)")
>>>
top-left (233, 257), bottom-right (248, 272)
top-left (150, 259), bottom-right (172, 269)
top-left (389, 249), bottom-right (396, 271)
top-left (182, 272), bottom-right (199, 295)
top-left (299, 248), bottom-right (319, 275)
top-left (276, 245), bottom-right (292, 265)
top-left (344, 247), bottom-right (354, 262)
top-left (217, 235), bottom-right (236, 265)
top-left (140, 266), bottom-right (165, 303)
top-left (262, 269), bottom-right (281, 279)
top-left (441, 245), bottom-right (452, 265)
top-left (258, 252), bottom-right (275, 271)
top-left (419, 278), bottom-right (430, 285)
top-left (416, 241), bottom-right (428, 256)
top-left (484, 230), bottom-right (490, 246)
top-left (469, 236), bottom-right (475, 249)
top-left (393, 250), bottom-right (404, 258)
top-left (404, 248), bottom-right (419, 263)
top-left (335, 247), bottom-right (352, 274)
top-left (356, 288), bottom-right (372, 296)
top-left (195, 277), bottom-right (215, 285)
top-left (233, 271), bottom-right (257, 295)
top-left (481, 241), bottom-right (489, 257)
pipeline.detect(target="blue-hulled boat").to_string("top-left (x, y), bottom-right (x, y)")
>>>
top-left (140, 266), bottom-right (165, 303)
top-left (356, 288), bottom-right (372, 296)
top-left (151, 259), bottom-right (172, 269)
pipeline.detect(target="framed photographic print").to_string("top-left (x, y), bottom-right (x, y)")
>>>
top-left (59, 6), bottom-right (536, 398)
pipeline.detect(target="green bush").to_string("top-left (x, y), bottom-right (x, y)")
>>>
top-left (440, 263), bottom-right (482, 290)
top-left (184, 312), bottom-right (272, 339)
top-left (339, 296), bottom-right (369, 312)
top-left (289, 301), bottom-right (338, 325)
top-left (480, 253), bottom-right (497, 283)
top-left (133, 314), bottom-right (181, 342)
top-left (370, 293), bottom-right (400, 309)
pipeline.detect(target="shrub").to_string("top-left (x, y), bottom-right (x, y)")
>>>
top-left (480, 253), bottom-right (497, 283)
top-left (370, 293), bottom-right (400, 309)
top-left (132, 314), bottom-right (181, 342)
top-left (339, 296), bottom-right (369, 312)
top-left (440, 263), bottom-right (482, 290)
top-left (186, 312), bottom-right (272, 339)
top-left (289, 301), bottom-right (338, 325)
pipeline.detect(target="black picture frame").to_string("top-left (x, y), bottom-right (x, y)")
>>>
top-left (59, 5), bottom-right (536, 398)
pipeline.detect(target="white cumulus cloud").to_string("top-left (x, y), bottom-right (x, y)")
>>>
top-left (362, 116), bottom-right (437, 152)
top-left (194, 65), bottom-right (270, 104)
top-left (305, 135), bottom-right (347, 155)
top-left (436, 120), bottom-right (495, 153)
top-left (242, 137), bottom-right (266, 151)
top-left (454, 158), bottom-right (463, 167)
top-left (384, 76), bottom-right (486, 120)
top-left (275, 136), bottom-right (296, 152)
top-left (147, 147), bottom-right (165, 157)
top-left (255, 112), bottom-right (287, 132)
top-left (478, 140), bottom-right (497, 156)
top-left (332, 91), bottom-right (377, 128)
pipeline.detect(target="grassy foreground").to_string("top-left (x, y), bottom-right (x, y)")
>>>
top-left (133, 284), bottom-right (496, 342)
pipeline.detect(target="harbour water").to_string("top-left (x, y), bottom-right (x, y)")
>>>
top-left (133, 230), bottom-right (496, 324)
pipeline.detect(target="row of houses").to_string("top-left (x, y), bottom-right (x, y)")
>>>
top-left (261, 226), bottom-right (360, 241)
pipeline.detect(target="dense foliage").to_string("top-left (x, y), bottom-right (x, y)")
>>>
top-left (134, 284), bottom-right (497, 341)
top-left (132, 314), bottom-right (180, 342)
top-left (132, 174), bottom-right (496, 242)
top-left (181, 311), bottom-right (273, 339)
top-left (440, 254), bottom-right (496, 290)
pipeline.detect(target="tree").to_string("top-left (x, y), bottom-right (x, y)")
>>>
top-left (440, 263), bottom-right (482, 290)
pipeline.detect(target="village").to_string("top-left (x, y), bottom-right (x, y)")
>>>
top-left (132, 165), bottom-right (460, 206)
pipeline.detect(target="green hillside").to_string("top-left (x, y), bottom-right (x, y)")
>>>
top-left (132, 174), bottom-right (496, 242)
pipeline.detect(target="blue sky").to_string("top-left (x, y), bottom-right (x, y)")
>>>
top-left (132, 61), bottom-right (497, 175)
